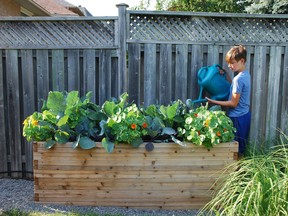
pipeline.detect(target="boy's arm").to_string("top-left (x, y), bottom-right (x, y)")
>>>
top-left (206, 93), bottom-right (240, 108)
top-left (225, 72), bottom-right (232, 83)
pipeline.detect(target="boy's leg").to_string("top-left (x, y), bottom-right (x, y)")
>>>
top-left (230, 111), bottom-right (251, 156)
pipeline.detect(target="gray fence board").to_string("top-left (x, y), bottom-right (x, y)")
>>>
top-left (83, 50), bottom-right (96, 102)
top-left (128, 44), bottom-right (141, 104)
top-left (144, 44), bottom-right (157, 106)
top-left (6, 50), bottom-right (22, 178)
top-left (52, 50), bottom-right (65, 91)
top-left (159, 44), bottom-right (172, 105)
top-left (250, 46), bottom-right (268, 142)
top-left (281, 46), bottom-right (288, 135)
top-left (175, 44), bottom-right (188, 102)
top-left (21, 50), bottom-right (35, 177)
top-left (190, 45), bottom-right (204, 100)
top-left (36, 50), bottom-right (50, 110)
top-left (265, 46), bottom-right (283, 142)
top-left (207, 45), bottom-right (220, 65)
top-left (99, 50), bottom-right (112, 105)
top-left (0, 51), bottom-right (8, 175)
top-left (67, 49), bottom-right (81, 91)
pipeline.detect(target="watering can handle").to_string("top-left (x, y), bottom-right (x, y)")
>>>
top-left (197, 66), bottom-right (208, 82)
top-left (197, 64), bottom-right (227, 85)
top-left (198, 64), bottom-right (226, 76)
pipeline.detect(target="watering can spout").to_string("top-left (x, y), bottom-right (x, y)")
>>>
top-left (186, 98), bottom-right (207, 108)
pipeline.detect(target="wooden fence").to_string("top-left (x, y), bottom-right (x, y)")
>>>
top-left (0, 4), bottom-right (287, 178)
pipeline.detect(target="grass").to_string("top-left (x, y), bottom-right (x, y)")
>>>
top-left (0, 209), bottom-right (123, 216)
top-left (197, 132), bottom-right (288, 216)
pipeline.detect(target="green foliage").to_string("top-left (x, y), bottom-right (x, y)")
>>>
top-left (101, 93), bottom-right (149, 151)
top-left (143, 100), bottom-right (185, 128)
top-left (23, 91), bottom-right (236, 152)
top-left (141, 100), bottom-right (187, 143)
top-left (133, 0), bottom-right (245, 12)
top-left (133, 0), bottom-right (287, 14)
top-left (177, 104), bottom-right (235, 148)
top-left (168, 0), bottom-right (244, 12)
top-left (238, 0), bottom-right (288, 14)
top-left (198, 132), bottom-right (288, 216)
top-left (130, 0), bottom-right (152, 10)
top-left (23, 91), bottom-right (105, 149)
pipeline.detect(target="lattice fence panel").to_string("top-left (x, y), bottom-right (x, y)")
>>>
top-left (0, 19), bottom-right (116, 49)
top-left (128, 14), bottom-right (288, 44)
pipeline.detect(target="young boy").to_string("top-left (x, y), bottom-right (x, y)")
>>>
top-left (206, 45), bottom-right (251, 156)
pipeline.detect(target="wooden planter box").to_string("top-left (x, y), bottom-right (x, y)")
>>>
top-left (33, 141), bottom-right (238, 209)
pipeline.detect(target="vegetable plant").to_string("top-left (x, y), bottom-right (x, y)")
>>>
top-left (23, 91), bottom-right (105, 149)
top-left (23, 91), bottom-right (236, 152)
top-left (177, 104), bottom-right (235, 149)
top-left (141, 100), bottom-right (186, 144)
top-left (100, 93), bottom-right (149, 152)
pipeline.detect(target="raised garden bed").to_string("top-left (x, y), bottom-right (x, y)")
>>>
top-left (33, 141), bottom-right (238, 209)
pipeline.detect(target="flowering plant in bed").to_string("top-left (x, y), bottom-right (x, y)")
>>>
top-left (177, 104), bottom-right (236, 149)
top-left (100, 92), bottom-right (150, 152)
top-left (23, 91), bottom-right (235, 152)
top-left (23, 91), bottom-right (106, 150)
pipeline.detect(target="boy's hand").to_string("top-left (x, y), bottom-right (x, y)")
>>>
top-left (217, 66), bottom-right (226, 75)
top-left (205, 97), bottom-right (213, 103)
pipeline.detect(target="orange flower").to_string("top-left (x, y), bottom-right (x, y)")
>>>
top-left (131, 123), bottom-right (137, 130)
top-left (197, 131), bottom-right (201, 135)
top-left (194, 113), bottom-right (198, 117)
top-left (216, 131), bottom-right (221, 137)
top-left (142, 122), bottom-right (148, 128)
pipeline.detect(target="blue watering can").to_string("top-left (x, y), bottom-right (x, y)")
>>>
top-left (187, 64), bottom-right (231, 106)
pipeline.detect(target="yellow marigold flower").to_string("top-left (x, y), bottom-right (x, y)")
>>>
top-left (32, 119), bottom-right (39, 126)
top-left (205, 118), bottom-right (210, 127)
top-left (23, 119), bottom-right (28, 125)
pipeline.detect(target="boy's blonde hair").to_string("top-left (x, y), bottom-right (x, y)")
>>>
top-left (225, 45), bottom-right (247, 63)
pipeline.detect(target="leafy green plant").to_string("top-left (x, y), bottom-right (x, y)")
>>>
top-left (198, 132), bottom-right (288, 216)
top-left (100, 93), bottom-right (149, 152)
top-left (23, 91), bottom-right (236, 152)
top-left (177, 104), bottom-right (235, 149)
top-left (141, 100), bottom-right (186, 143)
top-left (23, 91), bottom-right (105, 149)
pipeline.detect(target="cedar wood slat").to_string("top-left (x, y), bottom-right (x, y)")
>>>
top-left (33, 142), bottom-right (237, 209)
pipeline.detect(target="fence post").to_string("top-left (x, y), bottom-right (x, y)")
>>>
top-left (117, 3), bottom-right (128, 95)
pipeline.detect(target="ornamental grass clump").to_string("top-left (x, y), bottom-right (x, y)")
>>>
top-left (198, 132), bottom-right (288, 216)
top-left (177, 105), bottom-right (235, 149)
